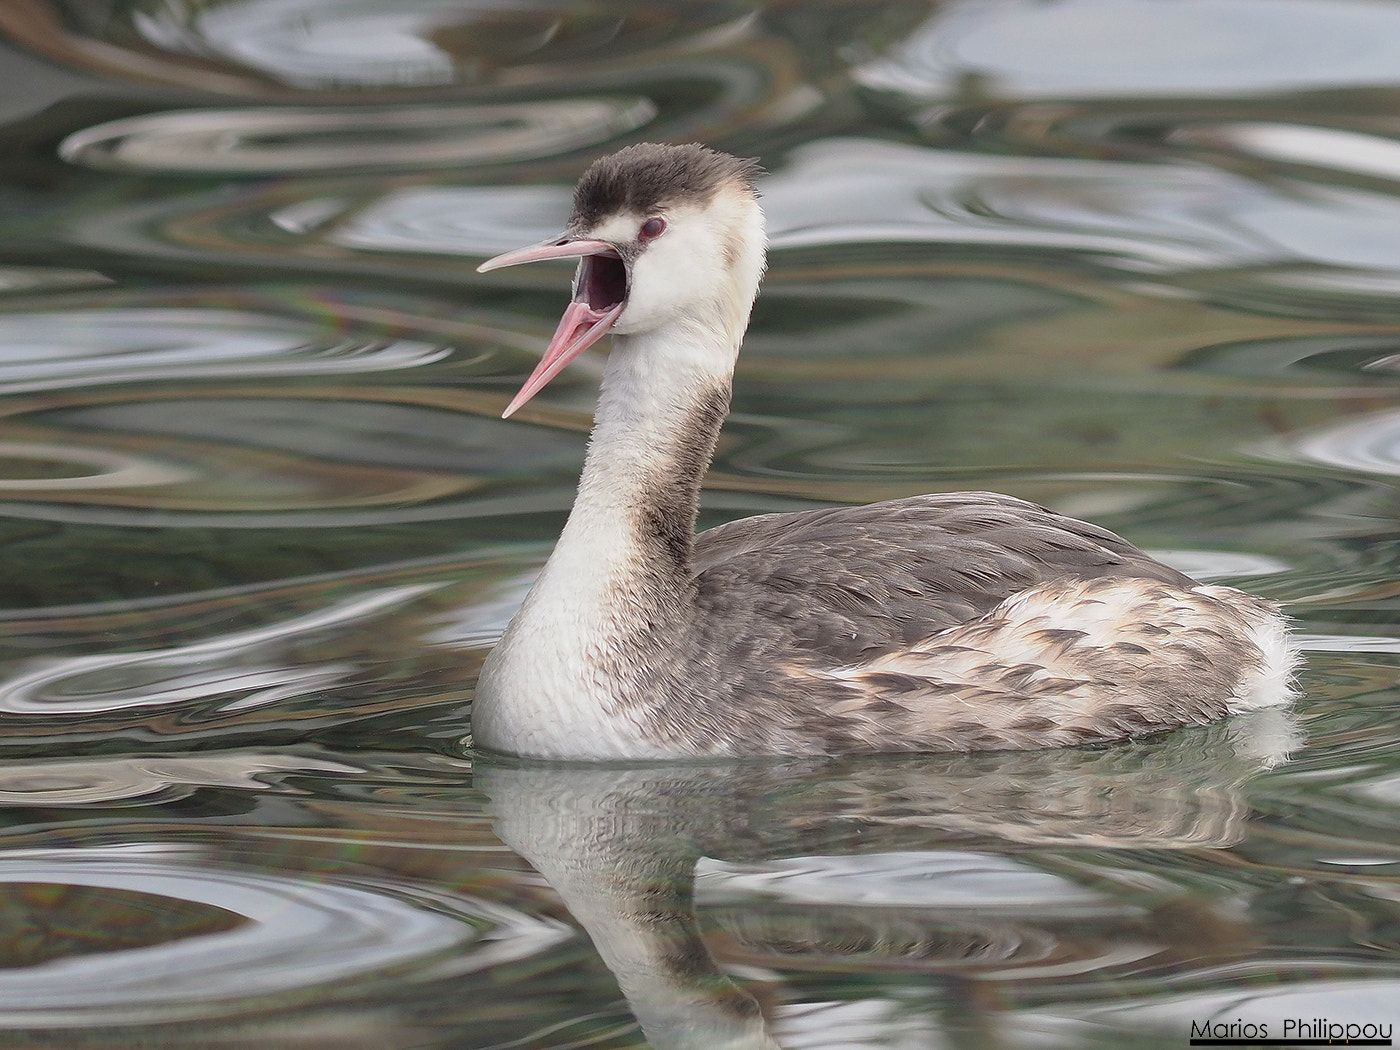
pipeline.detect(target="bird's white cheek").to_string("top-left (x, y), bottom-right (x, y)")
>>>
top-left (614, 276), bottom-right (676, 333)
top-left (615, 243), bottom-right (712, 333)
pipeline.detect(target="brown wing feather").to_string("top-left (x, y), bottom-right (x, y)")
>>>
top-left (691, 492), bottom-right (1195, 665)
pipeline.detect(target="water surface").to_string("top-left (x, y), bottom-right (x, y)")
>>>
top-left (2, 1), bottom-right (1400, 1047)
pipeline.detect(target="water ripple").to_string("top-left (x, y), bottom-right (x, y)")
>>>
top-left (1280, 409), bottom-right (1400, 476)
top-left (0, 307), bottom-right (449, 395)
top-left (0, 440), bottom-right (194, 491)
top-left (1179, 334), bottom-right (1400, 385)
top-left (0, 584), bottom-right (439, 716)
top-left (60, 98), bottom-right (656, 174)
top-left (855, 0), bottom-right (1400, 101)
top-left (130, 0), bottom-right (754, 89)
top-left (767, 138), bottom-right (1400, 291)
top-left (764, 140), bottom-right (1272, 272)
top-left (1170, 122), bottom-right (1400, 184)
top-left (135, 0), bottom-right (504, 88)
top-left (0, 267), bottom-right (112, 294)
top-left (0, 751), bottom-right (361, 805)
top-left (699, 851), bottom-right (1116, 913)
top-left (1150, 549), bottom-right (1293, 581)
top-left (0, 844), bottom-right (570, 1026)
top-left (330, 185), bottom-right (570, 257)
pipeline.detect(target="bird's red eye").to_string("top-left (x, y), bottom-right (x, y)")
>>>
top-left (639, 217), bottom-right (666, 240)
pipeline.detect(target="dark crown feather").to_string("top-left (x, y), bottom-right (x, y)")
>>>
top-left (571, 143), bottom-right (763, 228)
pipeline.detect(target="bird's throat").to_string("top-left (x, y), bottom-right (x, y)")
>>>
top-left (474, 327), bottom-right (737, 756)
top-left (554, 330), bottom-right (733, 604)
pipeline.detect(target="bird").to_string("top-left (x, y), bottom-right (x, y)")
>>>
top-left (471, 142), bottom-right (1299, 761)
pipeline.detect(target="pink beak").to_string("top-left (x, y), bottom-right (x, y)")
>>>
top-left (477, 237), bottom-right (626, 418)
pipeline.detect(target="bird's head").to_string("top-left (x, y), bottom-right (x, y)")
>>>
top-left (479, 143), bottom-right (766, 417)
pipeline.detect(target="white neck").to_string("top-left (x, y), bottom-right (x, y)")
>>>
top-left (575, 322), bottom-right (733, 546)
top-left (473, 320), bottom-right (739, 758)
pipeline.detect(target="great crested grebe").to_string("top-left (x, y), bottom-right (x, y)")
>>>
top-left (471, 142), bottom-right (1298, 761)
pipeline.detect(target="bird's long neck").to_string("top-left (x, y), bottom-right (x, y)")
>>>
top-left (563, 324), bottom-right (733, 583)
top-left (475, 321), bottom-right (738, 757)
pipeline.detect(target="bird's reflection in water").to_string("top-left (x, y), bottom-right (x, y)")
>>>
top-left (479, 707), bottom-right (1299, 1050)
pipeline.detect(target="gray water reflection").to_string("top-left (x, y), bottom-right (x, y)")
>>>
top-left (0, 306), bottom-right (450, 393)
top-left (0, 846), bottom-right (557, 1025)
top-left (0, 583), bottom-right (438, 715)
top-left (61, 98), bottom-right (656, 173)
top-left (4, 0), bottom-right (1400, 1045)
top-left (481, 711), bottom-right (1297, 1050)
top-left (0, 708), bottom-right (1392, 1048)
top-left (855, 0), bottom-right (1400, 99)
top-left (128, 0), bottom-right (763, 90)
top-left (330, 185), bottom-right (570, 257)
top-left (0, 750), bottom-right (359, 804)
top-left (1285, 408), bottom-right (1400, 477)
top-left (1171, 123), bottom-right (1400, 183)
top-left (132, 0), bottom-right (483, 88)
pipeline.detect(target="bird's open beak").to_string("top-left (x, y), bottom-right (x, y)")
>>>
top-left (478, 237), bottom-right (627, 418)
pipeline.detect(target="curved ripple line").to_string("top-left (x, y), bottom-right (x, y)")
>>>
top-left (1151, 549), bottom-right (1293, 581)
top-left (0, 441), bottom-right (195, 490)
top-left (1171, 123), bottom-right (1400, 182)
top-left (0, 584), bottom-right (441, 715)
top-left (0, 267), bottom-right (111, 293)
top-left (1297, 633), bottom-right (1400, 654)
top-left (331, 185), bottom-right (572, 257)
top-left (1177, 334), bottom-right (1400, 383)
top-left (0, 847), bottom-right (571, 1024)
top-left (698, 851), bottom-right (1115, 912)
top-left (60, 98), bottom-right (656, 174)
top-left (1285, 409), bottom-right (1400, 476)
top-left (854, 0), bottom-right (1400, 101)
top-left (136, 0), bottom-right (500, 88)
top-left (0, 752), bottom-right (361, 805)
top-left (761, 139), bottom-right (1281, 272)
top-left (0, 308), bottom-right (450, 396)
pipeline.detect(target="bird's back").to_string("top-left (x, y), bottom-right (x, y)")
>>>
top-left (666, 492), bottom-right (1295, 755)
top-left (691, 491), bottom-right (1195, 665)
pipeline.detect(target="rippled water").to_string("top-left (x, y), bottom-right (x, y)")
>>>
top-left (2, 1), bottom-right (1400, 1047)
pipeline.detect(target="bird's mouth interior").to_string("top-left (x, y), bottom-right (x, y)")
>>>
top-left (577, 251), bottom-right (628, 312)
top-left (492, 241), bottom-right (630, 417)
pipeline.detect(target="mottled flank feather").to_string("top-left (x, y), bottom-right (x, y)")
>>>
top-left (598, 481), bottom-right (1298, 757)
top-left (810, 577), bottom-right (1293, 752)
